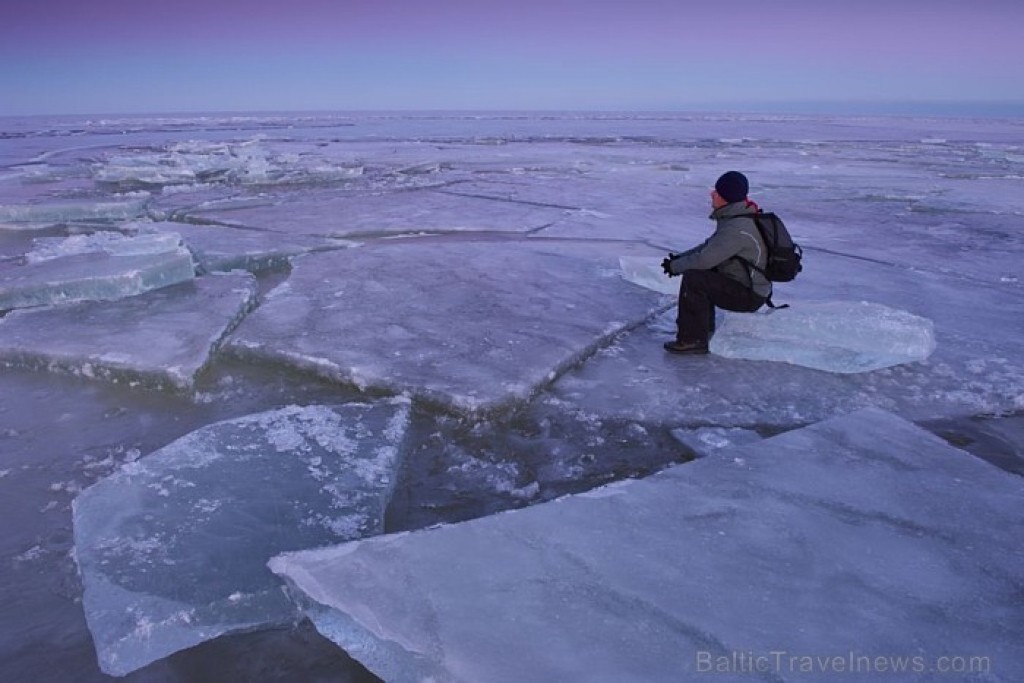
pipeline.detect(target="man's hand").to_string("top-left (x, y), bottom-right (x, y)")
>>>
top-left (661, 254), bottom-right (678, 277)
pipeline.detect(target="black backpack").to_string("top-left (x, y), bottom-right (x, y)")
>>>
top-left (738, 212), bottom-right (803, 307)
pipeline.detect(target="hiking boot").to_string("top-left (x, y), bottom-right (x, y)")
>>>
top-left (663, 340), bottom-right (709, 355)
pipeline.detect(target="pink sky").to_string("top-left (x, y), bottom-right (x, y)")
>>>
top-left (3, 0), bottom-right (1022, 115)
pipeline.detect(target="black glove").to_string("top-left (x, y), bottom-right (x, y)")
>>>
top-left (661, 254), bottom-right (677, 277)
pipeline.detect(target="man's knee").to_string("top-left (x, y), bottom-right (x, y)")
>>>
top-left (681, 269), bottom-right (713, 292)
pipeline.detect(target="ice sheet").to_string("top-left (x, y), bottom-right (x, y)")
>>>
top-left (189, 186), bottom-right (565, 238)
top-left (72, 400), bottom-right (411, 676)
top-left (139, 221), bottom-right (353, 273)
top-left (0, 232), bottom-right (196, 310)
top-left (0, 272), bottom-right (255, 389)
top-left (226, 240), bottom-right (670, 414)
top-left (270, 408), bottom-right (1024, 683)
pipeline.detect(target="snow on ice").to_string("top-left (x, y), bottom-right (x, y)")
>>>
top-left (270, 408), bottom-right (1024, 683)
top-left (72, 401), bottom-right (411, 676)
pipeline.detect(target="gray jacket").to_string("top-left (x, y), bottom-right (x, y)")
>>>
top-left (667, 202), bottom-right (772, 298)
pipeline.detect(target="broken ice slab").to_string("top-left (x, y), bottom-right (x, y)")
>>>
top-left (669, 426), bottom-right (762, 457)
top-left (0, 231), bottom-right (195, 310)
top-left (72, 400), bottom-right (411, 677)
top-left (141, 221), bottom-right (353, 273)
top-left (188, 186), bottom-right (563, 237)
top-left (226, 240), bottom-right (669, 414)
top-left (0, 272), bottom-right (255, 390)
top-left (0, 197), bottom-right (149, 223)
top-left (710, 301), bottom-right (936, 373)
top-left (93, 139), bottom-right (364, 190)
top-left (270, 408), bottom-right (1024, 683)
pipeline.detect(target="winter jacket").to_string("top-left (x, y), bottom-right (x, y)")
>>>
top-left (667, 201), bottom-right (772, 299)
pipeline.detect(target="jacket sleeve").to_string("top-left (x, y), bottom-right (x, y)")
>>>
top-left (668, 226), bottom-right (745, 275)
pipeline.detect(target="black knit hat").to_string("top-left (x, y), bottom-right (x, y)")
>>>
top-left (715, 171), bottom-right (749, 203)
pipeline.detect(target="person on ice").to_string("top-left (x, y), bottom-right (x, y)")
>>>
top-left (661, 171), bottom-right (770, 355)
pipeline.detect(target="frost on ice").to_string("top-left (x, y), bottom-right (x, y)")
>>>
top-left (269, 408), bottom-right (1024, 683)
top-left (0, 231), bottom-right (195, 310)
top-left (72, 401), bottom-right (411, 676)
top-left (0, 272), bottom-right (256, 390)
top-left (226, 240), bottom-right (669, 414)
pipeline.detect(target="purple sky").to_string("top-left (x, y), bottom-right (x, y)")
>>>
top-left (3, 0), bottom-right (1022, 115)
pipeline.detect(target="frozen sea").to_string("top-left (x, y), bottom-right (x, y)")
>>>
top-left (1, 111), bottom-right (1023, 682)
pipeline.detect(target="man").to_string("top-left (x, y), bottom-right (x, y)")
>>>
top-left (661, 171), bottom-right (770, 355)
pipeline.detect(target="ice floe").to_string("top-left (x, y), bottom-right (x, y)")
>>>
top-left (226, 240), bottom-right (670, 414)
top-left (0, 231), bottom-right (195, 310)
top-left (270, 408), bottom-right (1024, 683)
top-left (0, 272), bottom-right (255, 389)
top-left (72, 400), bottom-right (411, 676)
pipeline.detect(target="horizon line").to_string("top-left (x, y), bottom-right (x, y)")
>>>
top-left (5, 100), bottom-right (1024, 120)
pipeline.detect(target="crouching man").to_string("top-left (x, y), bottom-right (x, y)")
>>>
top-left (662, 171), bottom-right (769, 355)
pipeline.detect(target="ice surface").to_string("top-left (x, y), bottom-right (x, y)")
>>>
top-left (72, 400), bottom-right (411, 676)
top-left (270, 408), bottom-right (1024, 683)
top-left (0, 231), bottom-right (196, 310)
top-left (439, 171), bottom-right (690, 246)
top-left (226, 240), bottom-right (669, 414)
top-left (0, 272), bottom-right (255, 389)
top-left (3, 112), bottom-right (1024, 682)
top-left (189, 186), bottom-right (565, 238)
top-left (139, 221), bottom-right (352, 273)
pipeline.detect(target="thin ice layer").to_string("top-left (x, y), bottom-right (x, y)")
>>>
top-left (0, 272), bottom-right (256, 389)
top-left (270, 408), bottom-right (1024, 683)
top-left (72, 401), bottom-right (411, 677)
top-left (226, 240), bottom-right (669, 414)
top-left (0, 232), bottom-right (195, 310)
top-left (0, 197), bottom-right (149, 223)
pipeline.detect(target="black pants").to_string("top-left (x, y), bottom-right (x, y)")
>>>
top-left (676, 270), bottom-right (765, 344)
